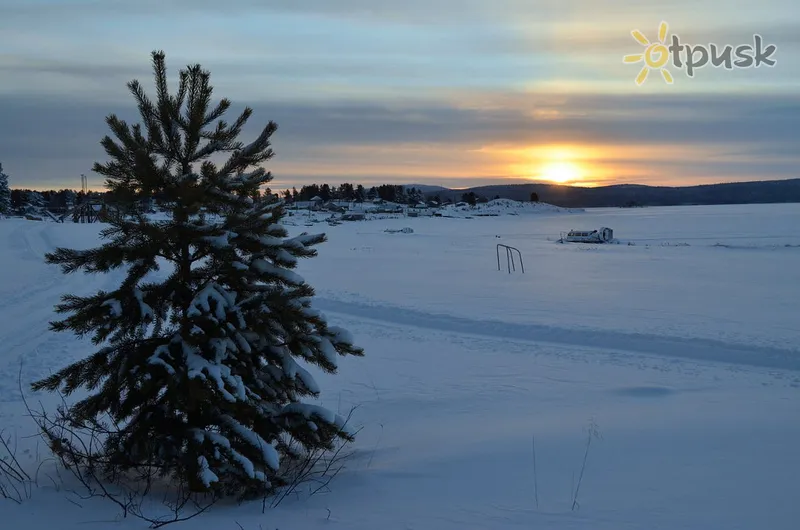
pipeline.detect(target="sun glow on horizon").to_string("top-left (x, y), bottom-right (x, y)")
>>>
top-left (483, 143), bottom-right (628, 187)
top-left (538, 160), bottom-right (581, 184)
top-left (527, 146), bottom-right (589, 185)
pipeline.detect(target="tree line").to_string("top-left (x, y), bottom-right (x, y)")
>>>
top-left (8, 188), bottom-right (83, 210)
top-left (283, 183), bottom-right (513, 206)
top-left (2, 179), bottom-right (527, 218)
top-left (281, 183), bottom-right (430, 204)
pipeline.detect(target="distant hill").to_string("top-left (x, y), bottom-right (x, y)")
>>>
top-left (425, 179), bottom-right (800, 208)
top-left (404, 183), bottom-right (450, 193)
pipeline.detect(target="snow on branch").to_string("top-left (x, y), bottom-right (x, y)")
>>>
top-left (201, 231), bottom-right (237, 249)
top-left (220, 414), bottom-right (280, 470)
top-left (133, 288), bottom-right (154, 320)
top-left (191, 429), bottom-right (269, 483)
top-left (196, 455), bottom-right (219, 488)
top-left (185, 343), bottom-right (244, 403)
top-left (148, 342), bottom-right (177, 375)
top-left (273, 347), bottom-right (321, 394)
top-left (281, 403), bottom-right (350, 434)
top-left (327, 326), bottom-right (355, 344)
top-left (187, 283), bottom-right (237, 320)
top-left (251, 259), bottom-right (305, 285)
top-left (102, 299), bottom-right (123, 317)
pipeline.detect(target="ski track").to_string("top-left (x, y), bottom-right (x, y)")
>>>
top-left (313, 298), bottom-right (800, 373)
top-left (0, 222), bottom-right (121, 408)
top-left (2, 218), bottom-right (798, 412)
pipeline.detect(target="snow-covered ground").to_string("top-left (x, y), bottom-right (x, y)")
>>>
top-left (1, 202), bottom-right (799, 529)
top-left (283, 198), bottom-right (581, 225)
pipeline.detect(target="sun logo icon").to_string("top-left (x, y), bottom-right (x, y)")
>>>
top-left (624, 21), bottom-right (675, 86)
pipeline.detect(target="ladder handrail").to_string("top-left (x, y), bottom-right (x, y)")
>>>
top-left (496, 244), bottom-right (524, 274)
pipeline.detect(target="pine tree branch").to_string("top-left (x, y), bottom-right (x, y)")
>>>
top-left (217, 121), bottom-right (277, 178)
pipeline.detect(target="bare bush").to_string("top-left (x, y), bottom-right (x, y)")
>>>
top-left (267, 406), bottom-right (360, 511)
top-left (21, 383), bottom-right (216, 528)
top-left (571, 420), bottom-right (601, 511)
top-left (0, 428), bottom-right (34, 503)
top-left (20, 383), bottom-right (358, 527)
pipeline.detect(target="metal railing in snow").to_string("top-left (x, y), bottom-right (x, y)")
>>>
top-left (496, 244), bottom-right (524, 274)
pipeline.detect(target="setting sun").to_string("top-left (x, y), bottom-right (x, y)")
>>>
top-left (539, 161), bottom-right (581, 183)
top-left (493, 144), bottom-right (601, 186)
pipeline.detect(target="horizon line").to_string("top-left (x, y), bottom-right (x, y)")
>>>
top-left (10, 176), bottom-right (800, 194)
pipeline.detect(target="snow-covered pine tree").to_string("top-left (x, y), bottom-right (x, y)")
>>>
top-left (31, 51), bottom-right (364, 498)
top-left (0, 163), bottom-right (10, 215)
top-left (23, 190), bottom-right (47, 215)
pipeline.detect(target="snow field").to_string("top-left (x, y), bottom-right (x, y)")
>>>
top-left (1, 202), bottom-right (799, 529)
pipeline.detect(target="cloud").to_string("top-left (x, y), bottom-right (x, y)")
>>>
top-left (2, 0), bottom-right (796, 27)
top-left (1, 2), bottom-right (795, 105)
top-left (3, 91), bottom-right (797, 149)
top-left (0, 0), bottom-right (571, 25)
top-left (1, 90), bottom-right (797, 189)
top-left (0, 1), bottom-right (796, 189)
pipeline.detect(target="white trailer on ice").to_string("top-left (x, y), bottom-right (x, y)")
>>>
top-left (562, 227), bottom-right (614, 243)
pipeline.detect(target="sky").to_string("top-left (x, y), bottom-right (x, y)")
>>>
top-left (0, 0), bottom-right (798, 191)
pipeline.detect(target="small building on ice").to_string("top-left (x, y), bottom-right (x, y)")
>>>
top-left (563, 227), bottom-right (614, 243)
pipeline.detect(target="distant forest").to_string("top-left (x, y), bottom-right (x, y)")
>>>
top-left (8, 177), bottom-right (800, 212)
top-left (274, 179), bottom-right (800, 208)
top-left (8, 188), bottom-right (88, 212)
top-left (7, 183), bottom-right (493, 213)
top-left (276, 183), bottom-right (497, 205)
top-left (432, 179), bottom-right (800, 208)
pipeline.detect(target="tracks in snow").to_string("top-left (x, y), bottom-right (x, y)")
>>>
top-left (0, 222), bottom-right (121, 405)
top-left (1, 218), bottom-right (797, 404)
top-left (313, 298), bottom-right (800, 373)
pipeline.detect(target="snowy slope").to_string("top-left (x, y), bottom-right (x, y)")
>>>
top-left (443, 198), bottom-right (582, 217)
top-left (282, 198), bottom-right (579, 224)
top-left (1, 203), bottom-right (799, 529)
